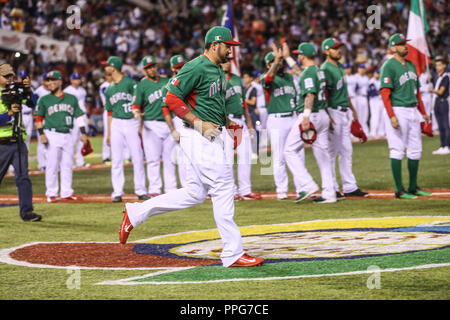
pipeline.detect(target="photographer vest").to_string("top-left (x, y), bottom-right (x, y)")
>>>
top-left (0, 92), bottom-right (27, 140)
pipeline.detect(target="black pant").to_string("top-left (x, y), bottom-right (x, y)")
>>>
top-left (434, 99), bottom-right (450, 148)
top-left (0, 142), bottom-right (34, 219)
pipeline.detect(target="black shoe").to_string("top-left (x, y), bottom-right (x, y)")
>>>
top-left (336, 191), bottom-right (346, 201)
top-left (112, 196), bottom-right (122, 203)
top-left (344, 189), bottom-right (369, 197)
top-left (138, 194), bottom-right (150, 201)
top-left (22, 212), bottom-right (42, 222)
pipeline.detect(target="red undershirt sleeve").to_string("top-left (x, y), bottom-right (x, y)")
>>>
top-left (165, 91), bottom-right (191, 119)
top-left (380, 88), bottom-right (395, 118)
top-left (416, 90), bottom-right (426, 116)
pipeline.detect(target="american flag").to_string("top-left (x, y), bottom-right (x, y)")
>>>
top-left (221, 0), bottom-right (240, 76)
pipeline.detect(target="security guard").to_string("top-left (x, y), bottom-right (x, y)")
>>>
top-left (0, 64), bottom-right (41, 221)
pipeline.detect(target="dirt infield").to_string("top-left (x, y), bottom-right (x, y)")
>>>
top-left (9, 242), bottom-right (220, 269)
top-left (1, 189), bottom-right (450, 204)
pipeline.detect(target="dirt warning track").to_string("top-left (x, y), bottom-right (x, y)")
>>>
top-left (1, 189), bottom-right (450, 204)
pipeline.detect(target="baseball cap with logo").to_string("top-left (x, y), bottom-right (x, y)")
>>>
top-left (205, 26), bottom-right (241, 46)
top-left (170, 55), bottom-right (187, 68)
top-left (141, 55), bottom-right (157, 68)
top-left (321, 37), bottom-right (344, 52)
top-left (0, 64), bottom-right (15, 77)
top-left (70, 72), bottom-right (81, 80)
top-left (101, 56), bottom-right (123, 71)
top-left (388, 33), bottom-right (409, 47)
top-left (45, 70), bottom-right (62, 80)
top-left (292, 42), bottom-right (316, 57)
top-left (264, 52), bottom-right (275, 65)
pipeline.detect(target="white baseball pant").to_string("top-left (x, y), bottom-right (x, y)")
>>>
top-left (102, 110), bottom-right (111, 161)
top-left (172, 116), bottom-right (187, 187)
top-left (225, 115), bottom-right (253, 196)
top-left (354, 95), bottom-right (369, 136)
top-left (44, 130), bottom-right (75, 198)
top-left (369, 97), bottom-right (386, 138)
top-left (383, 107), bottom-right (422, 160)
top-left (284, 109), bottom-right (335, 199)
top-left (126, 126), bottom-right (244, 267)
top-left (142, 120), bottom-right (177, 194)
top-left (328, 108), bottom-right (359, 194)
top-left (110, 118), bottom-right (146, 198)
top-left (266, 113), bottom-right (305, 195)
top-left (71, 114), bottom-right (88, 167)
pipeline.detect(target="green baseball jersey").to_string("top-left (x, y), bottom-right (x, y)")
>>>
top-left (320, 60), bottom-right (349, 108)
top-left (297, 65), bottom-right (327, 112)
top-left (133, 76), bottom-right (169, 121)
top-left (35, 92), bottom-right (84, 132)
top-left (379, 57), bottom-right (419, 107)
top-left (225, 73), bottom-right (245, 116)
top-left (260, 72), bottom-right (296, 114)
top-left (166, 55), bottom-right (227, 126)
top-left (104, 76), bottom-right (137, 119)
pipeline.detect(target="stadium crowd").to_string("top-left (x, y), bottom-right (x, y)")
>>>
top-left (0, 0), bottom-right (448, 117)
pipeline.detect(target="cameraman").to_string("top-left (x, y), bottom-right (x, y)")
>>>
top-left (0, 63), bottom-right (41, 222)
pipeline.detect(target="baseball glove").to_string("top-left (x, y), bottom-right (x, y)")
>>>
top-left (227, 124), bottom-right (244, 149)
top-left (421, 120), bottom-right (433, 137)
top-left (350, 119), bottom-right (367, 143)
top-left (300, 122), bottom-right (317, 144)
top-left (81, 139), bottom-right (93, 156)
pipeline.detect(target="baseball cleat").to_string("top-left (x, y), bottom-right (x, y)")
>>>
top-left (229, 253), bottom-right (264, 267)
top-left (61, 195), bottom-right (82, 202)
top-left (119, 205), bottom-right (133, 244)
top-left (46, 197), bottom-right (58, 203)
top-left (242, 193), bottom-right (262, 200)
top-left (409, 187), bottom-right (432, 197)
top-left (295, 189), bottom-right (318, 203)
top-left (344, 189), bottom-right (369, 197)
top-left (336, 191), bottom-right (346, 201)
top-left (395, 190), bottom-right (418, 199)
top-left (313, 197), bottom-right (337, 204)
top-left (112, 196), bottom-right (123, 203)
top-left (138, 194), bottom-right (150, 201)
top-left (277, 192), bottom-right (289, 200)
top-left (234, 194), bottom-right (244, 201)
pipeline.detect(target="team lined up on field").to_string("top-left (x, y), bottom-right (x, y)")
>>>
top-left (30, 33), bottom-right (440, 203)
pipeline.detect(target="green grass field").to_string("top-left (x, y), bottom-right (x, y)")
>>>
top-left (0, 136), bottom-right (449, 301)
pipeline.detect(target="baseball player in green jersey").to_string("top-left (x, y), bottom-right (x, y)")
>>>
top-left (119, 26), bottom-right (263, 267)
top-left (102, 56), bottom-right (147, 203)
top-left (34, 70), bottom-right (88, 203)
top-left (221, 60), bottom-right (261, 200)
top-left (260, 43), bottom-right (303, 200)
top-left (379, 33), bottom-right (432, 199)
top-left (160, 54), bottom-right (188, 187)
top-left (132, 55), bottom-right (177, 196)
top-left (320, 37), bottom-right (368, 199)
top-left (284, 42), bottom-right (336, 203)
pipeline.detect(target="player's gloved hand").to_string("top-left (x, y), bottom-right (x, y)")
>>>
top-left (171, 130), bottom-right (180, 142)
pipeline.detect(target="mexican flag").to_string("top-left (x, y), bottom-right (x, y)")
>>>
top-left (406, 0), bottom-right (430, 77)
